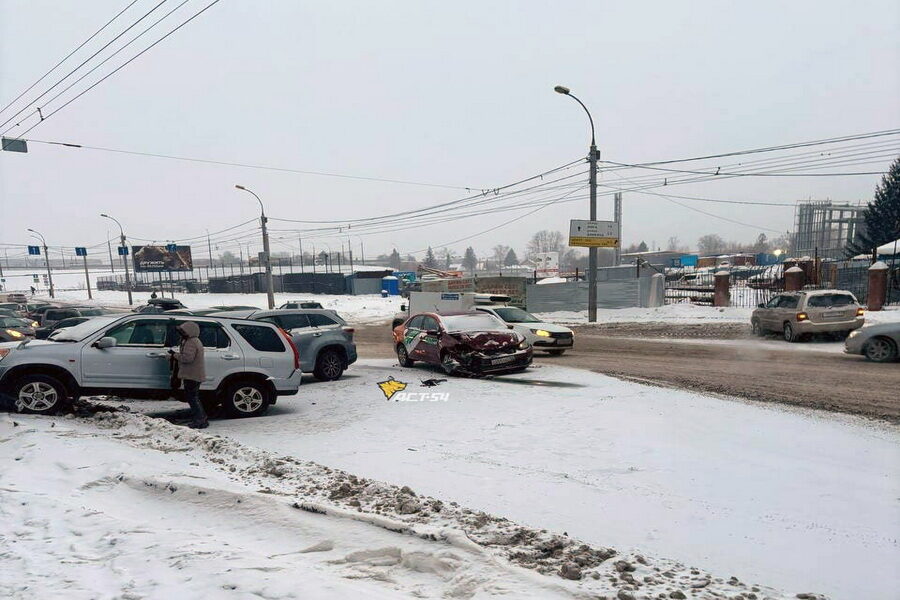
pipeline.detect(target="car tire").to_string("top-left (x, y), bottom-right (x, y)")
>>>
top-left (396, 344), bottom-right (414, 367)
top-left (751, 319), bottom-right (765, 337)
top-left (546, 349), bottom-right (566, 356)
top-left (440, 351), bottom-right (458, 376)
top-left (314, 349), bottom-right (345, 381)
top-left (783, 322), bottom-right (799, 343)
top-left (222, 380), bottom-right (270, 418)
top-left (13, 374), bottom-right (68, 415)
top-left (863, 337), bottom-right (898, 363)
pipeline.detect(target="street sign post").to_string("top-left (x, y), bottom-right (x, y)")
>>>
top-left (568, 219), bottom-right (619, 248)
top-left (75, 247), bottom-right (92, 300)
top-left (27, 245), bottom-right (41, 255)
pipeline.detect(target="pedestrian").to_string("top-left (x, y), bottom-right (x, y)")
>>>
top-left (30, 286), bottom-right (35, 296)
top-left (150, 290), bottom-right (158, 299)
top-left (171, 321), bottom-right (208, 429)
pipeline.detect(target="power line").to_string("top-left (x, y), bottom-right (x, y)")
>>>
top-left (0, 0), bottom-right (140, 118)
top-left (10, 0), bottom-right (224, 139)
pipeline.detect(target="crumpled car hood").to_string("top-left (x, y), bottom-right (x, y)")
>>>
top-left (449, 330), bottom-right (522, 350)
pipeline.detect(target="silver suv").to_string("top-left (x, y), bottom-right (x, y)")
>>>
top-left (0, 314), bottom-right (302, 416)
top-left (751, 289), bottom-right (864, 342)
top-left (212, 309), bottom-right (357, 381)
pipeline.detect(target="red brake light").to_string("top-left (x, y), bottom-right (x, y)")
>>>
top-left (278, 327), bottom-right (300, 369)
top-left (342, 326), bottom-right (354, 336)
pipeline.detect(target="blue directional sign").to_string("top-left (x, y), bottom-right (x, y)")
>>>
top-left (166, 243), bottom-right (177, 252)
top-left (75, 247), bottom-right (87, 257)
top-left (27, 245), bottom-right (41, 255)
top-left (117, 246), bottom-right (129, 256)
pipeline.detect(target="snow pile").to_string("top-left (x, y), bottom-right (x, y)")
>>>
top-left (537, 303), bottom-right (753, 325)
top-left (35, 403), bottom-right (808, 600)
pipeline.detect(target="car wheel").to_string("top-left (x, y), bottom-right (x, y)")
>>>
top-left (783, 322), bottom-right (799, 343)
top-left (863, 337), bottom-right (898, 363)
top-left (546, 349), bottom-right (566, 356)
top-left (314, 349), bottom-right (345, 381)
top-left (396, 344), bottom-right (414, 367)
top-left (14, 374), bottom-right (68, 415)
top-left (751, 319), bottom-right (765, 337)
top-left (440, 351), bottom-right (458, 376)
top-left (222, 380), bottom-right (270, 418)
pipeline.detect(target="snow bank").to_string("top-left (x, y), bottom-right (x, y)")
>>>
top-left (537, 303), bottom-right (753, 324)
top-left (1, 407), bottom-right (814, 600)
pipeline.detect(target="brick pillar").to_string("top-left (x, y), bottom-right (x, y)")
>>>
top-left (784, 266), bottom-right (804, 291)
top-left (867, 261), bottom-right (888, 311)
top-left (713, 270), bottom-right (730, 307)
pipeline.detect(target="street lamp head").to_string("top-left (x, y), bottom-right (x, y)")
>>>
top-left (100, 213), bottom-right (109, 218)
top-left (27, 228), bottom-right (36, 233)
top-left (554, 85), bottom-right (571, 95)
top-left (235, 184), bottom-right (246, 190)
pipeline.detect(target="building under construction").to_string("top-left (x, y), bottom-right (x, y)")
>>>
top-left (792, 201), bottom-right (866, 260)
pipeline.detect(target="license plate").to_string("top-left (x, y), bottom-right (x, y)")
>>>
top-left (492, 355), bottom-right (516, 365)
top-left (823, 311), bottom-right (845, 319)
top-left (556, 339), bottom-right (573, 346)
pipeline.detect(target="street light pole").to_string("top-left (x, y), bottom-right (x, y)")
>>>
top-left (235, 185), bottom-right (275, 309)
top-left (26, 228), bottom-right (55, 298)
top-left (100, 213), bottom-right (133, 305)
top-left (555, 85), bottom-right (599, 323)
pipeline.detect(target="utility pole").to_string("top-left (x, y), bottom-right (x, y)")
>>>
top-left (77, 248), bottom-right (93, 300)
top-left (101, 214), bottom-right (133, 305)
top-left (27, 229), bottom-right (54, 298)
top-left (235, 185), bottom-right (275, 309)
top-left (555, 85), bottom-right (599, 322)
top-left (107, 233), bottom-right (116, 272)
top-left (614, 192), bottom-right (622, 266)
top-left (206, 229), bottom-right (214, 276)
top-left (299, 237), bottom-right (305, 273)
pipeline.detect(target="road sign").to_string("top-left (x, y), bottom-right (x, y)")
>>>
top-left (166, 243), bottom-right (177, 252)
top-left (75, 247), bottom-right (87, 256)
top-left (568, 219), bottom-right (619, 248)
top-left (117, 246), bottom-right (129, 256)
top-left (1, 137), bottom-right (28, 153)
top-left (533, 251), bottom-right (559, 277)
top-left (27, 245), bottom-right (41, 255)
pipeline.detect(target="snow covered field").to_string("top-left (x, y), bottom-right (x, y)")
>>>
top-left (43, 361), bottom-right (900, 600)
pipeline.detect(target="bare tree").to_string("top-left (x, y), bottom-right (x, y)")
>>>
top-left (525, 230), bottom-right (566, 260)
top-left (697, 234), bottom-right (726, 255)
top-left (492, 244), bottom-right (510, 265)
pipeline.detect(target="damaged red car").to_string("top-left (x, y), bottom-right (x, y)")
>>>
top-left (392, 312), bottom-right (533, 375)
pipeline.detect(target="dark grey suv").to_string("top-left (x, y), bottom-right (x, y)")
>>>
top-left (210, 309), bottom-right (357, 381)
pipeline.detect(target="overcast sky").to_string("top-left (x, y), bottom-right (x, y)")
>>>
top-left (1, 0), bottom-right (898, 260)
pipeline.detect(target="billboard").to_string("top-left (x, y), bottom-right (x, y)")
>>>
top-left (533, 251), bottom-right (559, 277)
top-left (132, 245), bottom-right (193, 272)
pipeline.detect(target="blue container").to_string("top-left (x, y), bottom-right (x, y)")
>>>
top-left (680, 254), bottom-right (699, 267)
top-left (381, 276), bottom-right (400, 296)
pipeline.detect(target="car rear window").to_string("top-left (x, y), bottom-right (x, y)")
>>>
top-left (0, 317), bottom-right (24, 327)
top-left (78, 308), bottom-right (105, 316)
top-left (806, 294), bottom-right (856, 308)
top-left (308, 313), bottom-right (339, 327)
top-left (273, 314), bottom-right (311, 330)
top-left (232, 323), bottom-right (285, 352)
top-left (47, 309), bottom-right (80, 320)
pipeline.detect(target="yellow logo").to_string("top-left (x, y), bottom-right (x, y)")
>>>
top-left (377, 377), bottom-right (408, 400)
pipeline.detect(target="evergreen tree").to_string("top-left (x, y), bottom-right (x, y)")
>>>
top-left (423, 246), bottom-right (438, 268)
top-left (504, 248), bottom-right (519, 266)
top-left (462, 247), bottom-right (478, 273)
top-left (847, 157), bottom-right (900, 257)
top-left (389, 249), bottom-right (401, 269)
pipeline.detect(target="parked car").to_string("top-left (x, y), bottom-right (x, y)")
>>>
top-left (0, 308), bottom-right (21, 318)
top-left (26, 304), bottom-right (62, 324)
top-left (0, 314), bottom-right (302, 416)
top-left (750, 290), bottom-right (864, 342)
top-left (0, 293), bottom-right (28, 303)
top-left (211, 309), bottom-right (356, 381)
top-left (0, 316), bottom-right (36, 340)
top-left (35, 316), bottom-right (92, 340)
top-left (41, 307), bottom-right (106, 328)
top-left (279, 301), bottom-right (324, 309)
top-left (135, 298), bottom-right (187, 313)
top-left (392, 311), bottom-right (532, 375)
top-left (0, 302), bottom-right (25, 316)
top-left (475, 305), bottom-right (573, 355)
top-left (844, 323), bottom-right (900, 363)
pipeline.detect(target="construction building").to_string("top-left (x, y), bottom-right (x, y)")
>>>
top-left (792, 201), bottom-right (866, 260)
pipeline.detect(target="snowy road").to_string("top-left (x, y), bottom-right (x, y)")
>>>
top-left (124, 360), bottom-right (899, 600)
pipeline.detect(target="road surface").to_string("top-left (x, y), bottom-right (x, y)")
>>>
top-left (355, 322), bottom-right (899, 422)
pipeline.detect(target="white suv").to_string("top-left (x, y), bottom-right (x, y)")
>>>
top-left (0, 314), bottom-right (302, 416)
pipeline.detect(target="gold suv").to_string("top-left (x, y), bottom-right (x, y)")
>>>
top-left (751, 290), bottom-right (864, 342)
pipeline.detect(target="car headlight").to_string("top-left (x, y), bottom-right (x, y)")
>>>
top-left (531, 329), bottom-right (551, 337)
top-left (518, 340), bottom-right (529, 349)
top-left (30, 321), bottom-right (38, 327)
top-left (6, 329), bottom-right (24, 339)
top-left (847, 330), bottom-right (860, 339)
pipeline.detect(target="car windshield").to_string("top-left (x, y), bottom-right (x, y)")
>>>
top-left (441, 313), bottom-right (506, 332)
top-left (807, 293), bottom-right (856, 308)
top-left (491, 307), bottom-right (540, 323)
top-left (50, 316), bottom-right (122, 342)
top-left (0, 317), bottom-right (26, 327)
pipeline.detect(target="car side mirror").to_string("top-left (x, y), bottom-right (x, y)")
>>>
top-left (507, 324), bottom-right (514, 329)
top-left (93, 336), bottom-right (117, 349)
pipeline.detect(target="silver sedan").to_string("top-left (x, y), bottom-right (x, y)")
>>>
top-left (844, 323), bottom-right (900, 362)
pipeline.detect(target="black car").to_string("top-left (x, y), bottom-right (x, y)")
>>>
top-left (0, 316), bottom-right (36, 341)
top-left (135, 298), bottom-right (187, 313)
top-left (35, 316), bottom-right (92, 339)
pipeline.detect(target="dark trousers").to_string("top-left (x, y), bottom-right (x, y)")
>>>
top-left (183, 379), bottom-right (207, 424)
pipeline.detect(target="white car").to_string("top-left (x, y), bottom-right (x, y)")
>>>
top-left (475, 306), bottom-right (573, 355)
